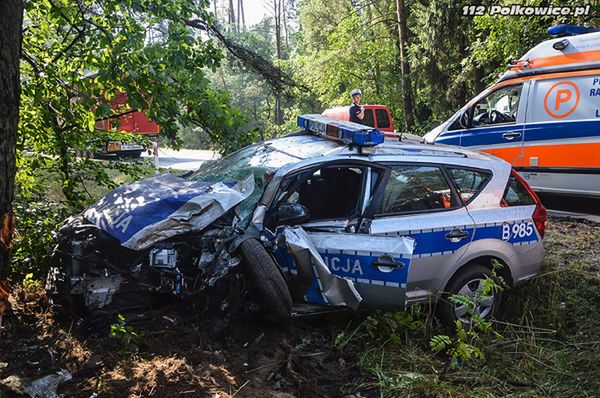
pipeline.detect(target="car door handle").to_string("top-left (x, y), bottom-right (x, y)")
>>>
top-left (372, 255), bottom-right (404, 269)
top-left (502, 131), bottom-right (522, 140)
top-left (445, 229), bottom-right (469, 242)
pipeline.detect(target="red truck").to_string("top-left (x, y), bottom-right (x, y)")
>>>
top-left (322, 105), bottom-right (397, 137)
top-left (95, 92), bottom-right (160, 157)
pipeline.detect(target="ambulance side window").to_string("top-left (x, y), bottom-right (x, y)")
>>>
top-left (470, 84), bottom-right (523, 128)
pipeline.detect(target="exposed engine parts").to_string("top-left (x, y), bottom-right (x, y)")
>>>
top-left (46, 216), bottom-right (246, 314)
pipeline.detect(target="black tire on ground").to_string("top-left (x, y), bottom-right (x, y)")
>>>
top-left (239, 238), bottom-right (292, 322)
top-left (436, 264), bottom-right (502, 328)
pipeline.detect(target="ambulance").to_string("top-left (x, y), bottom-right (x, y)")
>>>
top-left (423, 25), bottom-right (600, 198)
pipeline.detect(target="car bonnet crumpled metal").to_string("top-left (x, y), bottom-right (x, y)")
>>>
top-left (84, 173), bottom-right (254, 250)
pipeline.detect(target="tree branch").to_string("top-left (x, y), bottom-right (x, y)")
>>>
top-left (95, 108), bottom-right (138, 123)
top-left (20, 50), bottom-right (41, 77)
top-left (184, 18), bottom-right (304, 95)
top-left (51, 28), bottom-right (87, 64)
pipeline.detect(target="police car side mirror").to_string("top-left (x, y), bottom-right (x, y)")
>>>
top-left (459, 111), bottom-right (471, 129)
top-left (277, 203), bottom-right (310, 226)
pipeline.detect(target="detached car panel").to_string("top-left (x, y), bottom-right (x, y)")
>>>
top-left (47, 115), bottom-right (546, 325)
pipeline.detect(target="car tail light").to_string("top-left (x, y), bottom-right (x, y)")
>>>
top-left (532, 201), bottom-right (548, 239)
top-left (512, 170), bottom-right (548, 239)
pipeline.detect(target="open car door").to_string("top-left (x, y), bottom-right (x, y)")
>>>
top-left (269, 160), bottom-right (415, 310)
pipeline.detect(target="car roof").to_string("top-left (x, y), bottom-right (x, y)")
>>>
top-left (275, 131), bottom-right (505, 165)
top-left (260, 133), bottom-right (511, 212)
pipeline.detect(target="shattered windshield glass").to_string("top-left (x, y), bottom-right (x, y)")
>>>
top-left (190, 143), bottom-right (301, 222)
top-left (189, 135), bottom-right (343, 223)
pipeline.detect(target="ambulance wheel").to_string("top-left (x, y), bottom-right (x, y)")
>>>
top-left (437, 264), bottom-right (501, 328)
top-left (239, 238), bottom-right (292, 323)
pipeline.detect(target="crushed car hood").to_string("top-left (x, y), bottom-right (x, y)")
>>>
top-left (84, 173), bottom-right (255, 250)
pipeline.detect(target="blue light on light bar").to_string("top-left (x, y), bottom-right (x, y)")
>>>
top-left (297, 114), bottom-right (384, 147)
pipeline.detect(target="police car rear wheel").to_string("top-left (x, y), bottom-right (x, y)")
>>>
top-left (240, 238), bottom-right (292, 323)
top-left (437, 265), bottom-right (501, 327)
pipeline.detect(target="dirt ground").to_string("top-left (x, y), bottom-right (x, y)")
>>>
top-left (0, 293), bottom-right (377, 398)
top-left (0, 216), bottom-right (598, 398)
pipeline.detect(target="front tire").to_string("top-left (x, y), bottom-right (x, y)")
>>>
top-left (239, 239), bottom-right (292, 323)
top-left (437, 264), bottom-right (501, 327)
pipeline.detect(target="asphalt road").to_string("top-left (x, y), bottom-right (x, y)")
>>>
top-left (141, 147), bottom-right (219, 171)
top-left (539, 193), bottom-right (600, 222)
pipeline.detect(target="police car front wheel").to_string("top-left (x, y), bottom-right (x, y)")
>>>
top-left (239, 238), bottom-right (292, 323)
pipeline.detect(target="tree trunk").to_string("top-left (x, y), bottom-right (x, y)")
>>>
top-left (228, 0), bottom-right (236, 32)
top-left (213, 0), bottom-right (218, 19)
top-left (395, 0), bottom-right (415, 131)
top-left (239, 0), bottom-right (245, 30)
top-left (282, 0), bottom-right (288, 49)
top-left (236, 0), bottom-right (241, 32)
top-left (0, 0), bottom-right (23, 281)
top-left (274, 0), bottom-right (282, 125)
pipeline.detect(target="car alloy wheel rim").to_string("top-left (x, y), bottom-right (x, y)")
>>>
top-left (453, 277), bottom-right (495, 321)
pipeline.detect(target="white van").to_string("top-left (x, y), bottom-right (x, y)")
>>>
top-left (423, 25), bottom-right (600, 198)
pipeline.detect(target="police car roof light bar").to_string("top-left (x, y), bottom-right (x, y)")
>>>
top-left (297, 114), bottom-right (384, 147)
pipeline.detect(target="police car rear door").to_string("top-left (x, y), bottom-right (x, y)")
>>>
top-left (366, 162), bottom-right (477, 307)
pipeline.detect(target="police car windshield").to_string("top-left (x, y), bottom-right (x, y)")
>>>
top-left (190, 142), bottom-right (300, 222)
top-left (191, 136), bottom-right (342, 185)
top-left (192, 144), bottom-right (298, 183)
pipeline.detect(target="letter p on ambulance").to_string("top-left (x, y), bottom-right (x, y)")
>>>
top-left (543, 81), bottom-right (580, 119)
top-left (555, 89), bottom-right (572, 110)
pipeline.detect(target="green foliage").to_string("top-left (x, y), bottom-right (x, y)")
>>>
top-left (430, 321), bottom-right (484, 366)
top-left (110, 314), bottom-right (143, 355)
top-left (19, 0), bottom-right (254, 208)
top-left (22, 273), bottom-right (42, 290)
top-left (335, 307), bottom-right (426, 351)
top-left (205, 17), bottom-right (294, 142)
top-left (295, 0), bottom-right (404, 127)
top-left (429, 273), bottom-right (504, 366)
top-left (10, 194), bottom-right (70, 278)
top-left (429, 334), bottom-right (452, 353)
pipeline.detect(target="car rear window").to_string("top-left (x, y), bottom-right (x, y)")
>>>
top-left (379, 165), bottom-right (455, 214)
top-left (447, 167), bottom-right (491, 203)
top-left (502, 172), bottom-right (535, 206)
top-left (376, 109), bottom-right (391, 129)
top-left (363, 109), bottom-right (375, 127)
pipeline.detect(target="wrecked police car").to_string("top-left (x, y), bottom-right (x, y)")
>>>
top-left (46, 115), bottom-right (547, 325)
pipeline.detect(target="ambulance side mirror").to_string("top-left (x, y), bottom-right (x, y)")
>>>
top-left (459, 110), bottom-right (471, 129)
